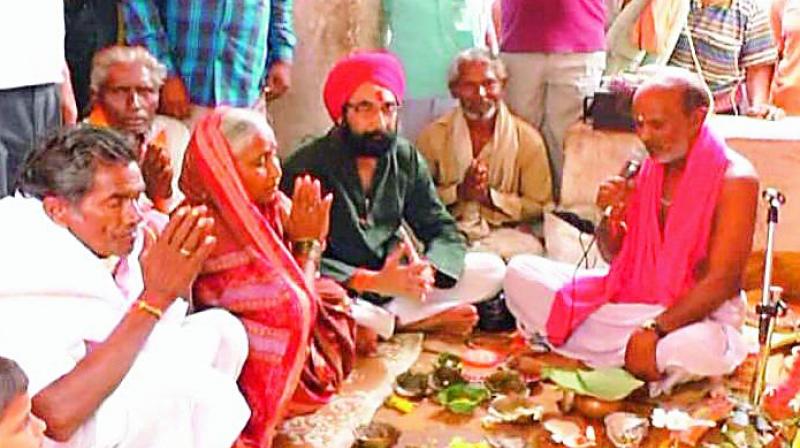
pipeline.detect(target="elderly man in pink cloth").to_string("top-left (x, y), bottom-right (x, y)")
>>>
top-left (504, 67), bottom-right (758, 395)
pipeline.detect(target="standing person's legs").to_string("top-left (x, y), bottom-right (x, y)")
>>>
top-left (500, 52), bottom-right (547, 129)
top-left (0, 142), bottom-right (7, 197)
top-left (500, 52), bottom-right (547, 128)
top-left (542, 52), bottom-right (605, 198)
top-left (500, 52), bottom-right (551, 194)
top-left (0, 84), bottom-right (61, 196)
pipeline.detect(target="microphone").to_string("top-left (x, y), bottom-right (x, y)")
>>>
top-left (762, 188), bottom-right (786, 208)
top-left (602, 158), bottom-right (642, 218)
top-left (621, 158), bottom-right (642, 180)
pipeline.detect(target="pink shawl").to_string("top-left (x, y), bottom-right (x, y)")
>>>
top-left (546, 124), bottom-right (729, 346)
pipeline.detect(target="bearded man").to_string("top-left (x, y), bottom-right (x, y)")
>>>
top-left (281, 52), bottom-right (505, 336)
top-left (417, 48), bottom-right (552, 260)
top-left (504, 67), bottom-right (758, 395)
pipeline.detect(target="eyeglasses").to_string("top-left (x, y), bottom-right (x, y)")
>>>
top-left (345, 101), bottom-right (401, 116)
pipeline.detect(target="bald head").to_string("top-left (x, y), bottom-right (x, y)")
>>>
top-left (634, 66), bottom-right (711, 116)
top-left (632, 67), bottom-right (711, 164)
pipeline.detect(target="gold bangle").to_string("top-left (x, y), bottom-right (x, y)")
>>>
top-left (291, 239), bottom-right (323, 256)
top-left (134, 299), bottom-right (163, 320)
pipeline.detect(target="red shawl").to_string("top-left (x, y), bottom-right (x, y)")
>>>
top-left (546, 124), bottom-right (729, 346)
top-left (180, 109), bottom-right (354, 448)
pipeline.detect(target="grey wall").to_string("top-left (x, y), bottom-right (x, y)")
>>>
top-left (270, 0), bottom-right (383, 158)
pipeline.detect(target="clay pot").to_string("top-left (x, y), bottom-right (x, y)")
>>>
top-left (574, 395), bottom-right (623, 419)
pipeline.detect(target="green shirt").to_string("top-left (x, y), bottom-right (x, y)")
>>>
top-left (281, 128), bottom-right (467, 300)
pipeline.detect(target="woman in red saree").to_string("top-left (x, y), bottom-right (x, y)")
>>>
top-left (179, 108), bottom-right (356, 448)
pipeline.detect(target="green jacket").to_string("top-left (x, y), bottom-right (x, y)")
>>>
top-left (281, 128), bottom-right (467, 302)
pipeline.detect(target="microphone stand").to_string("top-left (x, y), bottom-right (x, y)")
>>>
top-left (750, 188), bottom-right (787, 408)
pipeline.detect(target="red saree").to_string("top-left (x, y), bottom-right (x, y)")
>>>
top-left (180, 109), bottom-right (355, 448)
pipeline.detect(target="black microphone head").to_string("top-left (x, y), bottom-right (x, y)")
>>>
top-left (622, 159), bottom-right (641, 180)
top-left (762, 188), bottom-right (786, 205)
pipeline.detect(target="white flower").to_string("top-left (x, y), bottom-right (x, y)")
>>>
top-left (788, 393), bottom-right (800, 413)
top-left (651, 408), bottom-right (716, 431)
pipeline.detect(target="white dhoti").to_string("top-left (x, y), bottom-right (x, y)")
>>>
top-left (385, 251), bottom-right (507, 325)
top-left (42, 308), bottom-right (250, 448)
top-left (504, 255), bottom-right (751, 392)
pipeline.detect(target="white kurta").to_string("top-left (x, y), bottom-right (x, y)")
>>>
top-left (0, 195), bottom-right (250, 447)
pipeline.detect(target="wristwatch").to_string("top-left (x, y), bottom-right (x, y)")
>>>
top-left (641, 319), bottom-right (666, 337)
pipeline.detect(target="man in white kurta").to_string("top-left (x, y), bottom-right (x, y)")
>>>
top-left (0, 126), bottom-right (249, 447)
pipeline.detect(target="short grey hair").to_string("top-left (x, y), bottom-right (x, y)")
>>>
top-left (0, 357), bottom-right (28, 418)
top-left (17, 125), bottom-right (138, 203)
top-left (90, 45), bottom-right (167, 93)
top-left (447, 47), bottom-right (508, 87)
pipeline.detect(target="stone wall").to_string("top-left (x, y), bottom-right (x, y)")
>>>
top-left (270, 0), bottom-right (383, 158)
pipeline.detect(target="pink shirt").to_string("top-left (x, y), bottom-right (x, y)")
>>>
top-left (500, 0), bottom-right (606, 53)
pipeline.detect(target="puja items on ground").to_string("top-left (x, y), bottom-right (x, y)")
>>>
top-left (394, 371), bottom-right (431, 399)
top-left (720, 402), bottom-right (785, 448)
top-left (542, 366), bottom-right (641, 420)
top-left (603, 412), bottom-right (649, 448)
top-left (763, 348), bottom-right (800, 421)
top-left (447, 437), bottom-right (491, 448)
top-left (541, 367), bottom-right (644, 402)
top-left (573, 395), bottom-right (624, 419)
top-left (384, 394), bottom-right (416, 414)
top-left (542, 418), bottom-right (597, 448)
top-left (436, 383), bottom-right (492, 415)
top-left (484, 369), bottom-right (529, 396)
top-left (483, 394), bottom-right (545, 425)
top-left (432, 352), bottom-right (468, 391)
top-left (352, 422), bottom-right (401, 448)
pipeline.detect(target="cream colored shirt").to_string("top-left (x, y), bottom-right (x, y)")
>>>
top-left (417, 103), bottom-right (553, 234)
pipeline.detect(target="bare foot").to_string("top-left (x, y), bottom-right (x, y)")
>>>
top-left (355, 325), bottom-right (379, 356)
top-left (709, 375), bottom-right (728, 399)
top-left (400, 304), bottom-right (478, 336)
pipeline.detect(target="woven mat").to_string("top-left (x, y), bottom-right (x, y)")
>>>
top-left (275, 333), bottom-right (424, 448)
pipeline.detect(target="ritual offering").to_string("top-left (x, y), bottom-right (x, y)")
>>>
top-left (603, 412), bottom-right (649, 448)
top-left (462, 347), bottom-right (503, 368)
top-left (542, 367), bottom-right (644, 401)
top-left (543, 418), bottom-right (597, 448)
top-left (447, 437), bottom-right (491, 448)
top-left (485, 369), bottom-right (529, 396)
top-left (394, 371), bottom-right (431, 399)
top-left (484, 394), bottom-right (544, 425)
top-left (574, 395), bottom-right (623, 419)
top-left (431, 352), bottom-right (467, 391)
top-left (353, 422), bottom-right (401, 448)
top-left (384, 394), bottom-right (415, 414)
top-left (436, 383), bottom-right (491, 415)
